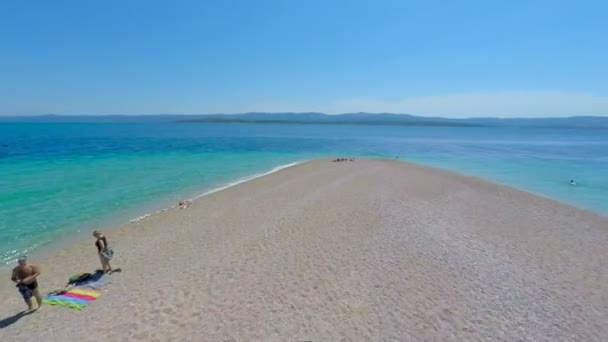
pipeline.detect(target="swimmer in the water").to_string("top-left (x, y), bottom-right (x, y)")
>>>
top-left (569, 180), bottom-right (577, 186)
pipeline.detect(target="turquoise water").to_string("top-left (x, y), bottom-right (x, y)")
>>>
top-left (1, 122), bottom-right (607, 264)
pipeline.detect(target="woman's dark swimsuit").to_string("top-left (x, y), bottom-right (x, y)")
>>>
top-left (96, 236), bottom-right (114, 260)
top-left (96, 236), bottom-right (108, 253)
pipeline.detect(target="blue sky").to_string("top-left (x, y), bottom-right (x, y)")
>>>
top-left (1, 0), bottom-right (607, 117)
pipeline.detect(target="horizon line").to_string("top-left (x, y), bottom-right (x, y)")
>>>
top-left (1, 112), bottom-right (607, 120)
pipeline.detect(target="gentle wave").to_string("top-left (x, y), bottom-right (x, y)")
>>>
top-left (3, 121), bottom-right (607, 266)
top-left (129, 161), bottom-right (300, 223)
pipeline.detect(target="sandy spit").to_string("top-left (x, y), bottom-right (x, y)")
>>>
top-left (1, 158), bottom-right (607, 341)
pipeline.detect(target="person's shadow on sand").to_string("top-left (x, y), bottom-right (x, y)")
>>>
top-left (0, 310), bottom-right (34, 329)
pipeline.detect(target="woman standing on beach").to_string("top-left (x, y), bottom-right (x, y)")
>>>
top-left (93, 230), bottom-right (114, 274)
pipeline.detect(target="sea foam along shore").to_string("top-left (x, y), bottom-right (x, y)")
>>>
top-left (1, 158), bottom-right (607, 341)
top-left (128, 161), bottom-right (301, 223)
top-left (0, 161), bottom-right (302, 267)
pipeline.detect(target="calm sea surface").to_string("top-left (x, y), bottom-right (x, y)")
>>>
top-left (1, 122), bottom-right (607, 264)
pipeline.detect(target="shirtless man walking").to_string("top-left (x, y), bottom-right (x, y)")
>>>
top-left (11, 256), bottom-right (42, 311)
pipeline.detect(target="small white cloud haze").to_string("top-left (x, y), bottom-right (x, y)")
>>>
top-left (249, 91), bottom-right (608, 118)
top-left (3, 91), bottom-right (608, 118)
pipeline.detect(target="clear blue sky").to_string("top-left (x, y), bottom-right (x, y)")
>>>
top-left (1, 0), bottom-right (607, 117)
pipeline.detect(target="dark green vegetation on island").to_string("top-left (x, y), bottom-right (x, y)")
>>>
top-left (2, 113), bottom-right (608, 128)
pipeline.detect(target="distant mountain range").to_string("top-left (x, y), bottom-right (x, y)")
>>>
top-left (1, 113), bottom-right (608, 128)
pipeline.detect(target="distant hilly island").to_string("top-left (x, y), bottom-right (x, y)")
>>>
top-left (1, 113), bottom-right (608, 128)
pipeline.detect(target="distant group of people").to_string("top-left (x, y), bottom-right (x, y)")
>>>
top-left (332, 157), bottom-right (355, 162)
top-left (10, 230), bottom-right (116, 312)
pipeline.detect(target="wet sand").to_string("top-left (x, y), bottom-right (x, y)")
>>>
top-left (1, 158), bottom-right (607, 341)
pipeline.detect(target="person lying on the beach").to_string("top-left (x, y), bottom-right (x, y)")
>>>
top-left (93, 230), bottom-right (114, 274)
top-left (11, 255), bottom-right (43, 311)
top-left (178, 200), bottom-right (191, 209)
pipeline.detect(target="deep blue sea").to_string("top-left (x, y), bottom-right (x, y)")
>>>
top-left (1, 122), bottom-right (607, 264)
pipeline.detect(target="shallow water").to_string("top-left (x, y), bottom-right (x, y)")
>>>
top-left (1, 122), bottom-right (607, 264)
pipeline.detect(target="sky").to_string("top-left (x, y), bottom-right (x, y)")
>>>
top-left (1, 0), bottom-right (607, 118)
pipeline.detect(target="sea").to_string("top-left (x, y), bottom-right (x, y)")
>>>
top-left (1, 121), bottom-right (607, 265)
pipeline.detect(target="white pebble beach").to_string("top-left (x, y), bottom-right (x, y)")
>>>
top-left (1, 158), bottom-right (607, 341)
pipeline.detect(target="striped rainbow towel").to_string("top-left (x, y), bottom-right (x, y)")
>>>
top-left (43, 288), bottom-right (101, 310)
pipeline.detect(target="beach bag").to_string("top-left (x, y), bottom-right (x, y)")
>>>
top-left (102, 247), bottom-right (114, 260)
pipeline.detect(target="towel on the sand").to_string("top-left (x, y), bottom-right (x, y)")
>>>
top-left (73, 271), bottom-right (111, 289)
top-left (43, 271), bottom-right (110, 310)
top-left (43, 289), bottom-right (101, 310)
top-left (69, 288), bottom-right (101, 298)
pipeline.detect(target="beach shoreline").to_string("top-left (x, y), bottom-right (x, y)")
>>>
top-left (0, 161), bottom-right (302, 271)
top-left (2, 151), bottom-right (606, 269)
top-left (5, 156), bottom-right (603, 273)
top-left (2, 158), bottom-right (607, 341)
